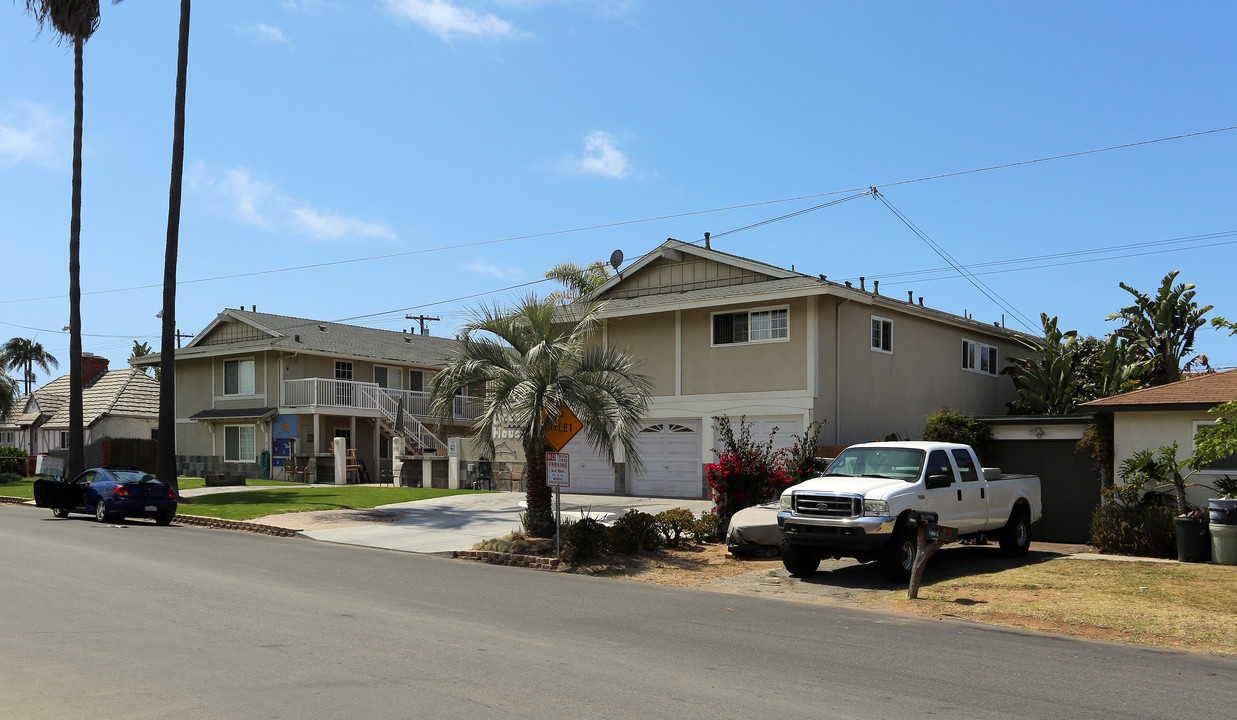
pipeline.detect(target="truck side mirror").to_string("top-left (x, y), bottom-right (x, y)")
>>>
top-left (925, 472), bottom-right (953, 489)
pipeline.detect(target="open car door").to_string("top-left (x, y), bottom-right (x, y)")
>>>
top-left (33, 478), bottom-right (84, 510)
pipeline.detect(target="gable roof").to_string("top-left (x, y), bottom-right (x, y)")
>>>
top-left (1, 369), bottom-right (159, 430)
top-left (132, 308), bottom-right (463, 368)
top-left (1081, 369), bottom-right (1237, 412)
top-left (579, 238), bottom-right (1032, 341)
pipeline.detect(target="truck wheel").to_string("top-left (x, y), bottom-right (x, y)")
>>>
top-left (999, 507), bottom-right (1031, 557)
top-left (781, 540), bottom-right (820, 577)
top-left (880, 527), bottom-right (917, 583)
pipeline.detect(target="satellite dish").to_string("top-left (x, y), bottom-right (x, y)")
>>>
top-left (609, 249), bottom-right (624, 270)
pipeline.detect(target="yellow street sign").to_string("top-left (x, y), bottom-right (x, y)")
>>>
top-left (543, 404), bottom-right (583, 452)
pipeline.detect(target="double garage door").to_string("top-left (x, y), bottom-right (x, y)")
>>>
top-left (560, 419), bottom-right (703, 498)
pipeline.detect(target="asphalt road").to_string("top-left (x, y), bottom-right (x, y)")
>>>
top-left (3, 504), bottom-right (1235, 720)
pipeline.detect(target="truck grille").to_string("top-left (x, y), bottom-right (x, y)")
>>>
top-left (793, 493), bottom-right (861, 518)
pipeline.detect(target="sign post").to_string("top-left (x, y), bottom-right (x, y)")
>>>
top-left (546, 452), bottom-right (571, 557)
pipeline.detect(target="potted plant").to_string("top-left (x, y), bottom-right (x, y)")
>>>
top-left (1118, 443), bottom-right (1211, 562)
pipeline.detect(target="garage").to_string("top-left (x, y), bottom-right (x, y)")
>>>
top-left (629, 419), bottom-right (703, 498)
top-left (558, 432), bottom-right (616, 494)
top-left (714, 415), bottom-right (804, 454)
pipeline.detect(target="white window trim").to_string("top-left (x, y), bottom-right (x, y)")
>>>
top-left (224, 424), bottom-right (257, 463)
top-left (870, 315), bottom-right (893, 355)
top-left (710, 304), bottom-right (791, 348)
top-left (961, 338), bottom-right (999, 376)
top-left (221, 356), bottom-right (258, 397)
top-left (1193, 420), bottom-right (1237, 474)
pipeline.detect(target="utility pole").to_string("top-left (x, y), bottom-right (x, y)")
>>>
top-left (175, 330), bottom-right (194, 348)
top-left (405, 314), bottom-right (440, 336)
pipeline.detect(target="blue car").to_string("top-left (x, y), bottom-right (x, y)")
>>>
top-left (34, 467), bottom-right (178, 525)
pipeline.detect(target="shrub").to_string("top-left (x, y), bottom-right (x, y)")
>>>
top-left (921, 409), bottom-right (991, 461)
top-left (0, 472), bottom-right (21, 484)
top-left (560, 517), bottom-right (612, 564)
top-left (654, 508), bottom-right (696, 547)
top-left (706, 416), bottom-right (794, 530)
top-left (0, 446), bottom-right (25, 476)
top-left (781, 421), bottom-right (829, 486)
top-left (1089, 487), bottom-right (1176, 557)
top-left (611, 509), bottom-right (661, 553)
top-left (691, 511), bottom-right (724, 544)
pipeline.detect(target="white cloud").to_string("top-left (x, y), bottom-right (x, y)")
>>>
top-left (556, 131), bottom-right (632, 179)
top-left (198, 165), bottom-right (395, 241)
top-left (235, 22), bottom-right (292, 46)
top-left (281, 0), bottom-right (339, 12)
top-left (382, 0), bottom-right (524, 41)
top-left (466, 261), bottom-right (524, 279)
top-left (0, 102), bottom-right (65, 167)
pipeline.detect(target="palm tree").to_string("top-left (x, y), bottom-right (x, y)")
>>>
top-left (157, 0), bottom-right (191, 491)
top-left (2, 337), bottom-right (59, 396)
top-left (544, 260), bottom-right (612, 304)
top-left (0, 369), bottom-right (16, 423)
top-left (19, 0), bottom-right (123, 478)
top-left (1106, 271), bottom-right (1212, 387)
top-left (428, 294), bottom-right (652, 536)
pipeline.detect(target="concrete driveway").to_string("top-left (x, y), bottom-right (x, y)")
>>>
top-left (298, 492), bottom-right (715, 554)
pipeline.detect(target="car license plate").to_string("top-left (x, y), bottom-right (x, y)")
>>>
top-left (145, 505), bottom-right (158, 512)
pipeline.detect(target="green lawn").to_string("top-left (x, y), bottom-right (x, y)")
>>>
top-left (178, 487), bottom-right (485, 521)
top-left (1, 476), bottom-right (303, 500)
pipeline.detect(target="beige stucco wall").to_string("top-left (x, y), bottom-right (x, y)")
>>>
top-left (604, 313), bottom-right (677, 395)
top-left (831, 300), bottom-right (1019, 445)
top-left (1113, 409), bottom-right (1225, 508)
top-left (682, 298), bottom-right (807, 395)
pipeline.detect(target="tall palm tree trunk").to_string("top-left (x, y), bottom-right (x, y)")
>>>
top-left (522, 436), bottom-right (552, 536)
top-left (67, 36), bottom-right (85, 479)
top-left (158, 0), bottom-right (190, 491)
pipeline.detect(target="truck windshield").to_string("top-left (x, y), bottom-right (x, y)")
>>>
top-left (825, 448), bottom-right (925, 482)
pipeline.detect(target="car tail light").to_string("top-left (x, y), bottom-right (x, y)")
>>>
top-left (113, 485), bottom-right (131, 497)
top-left (166, 487), bottom-right (178, 499)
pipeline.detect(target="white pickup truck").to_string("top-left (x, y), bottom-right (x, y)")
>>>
top-left (776, 441), bottom-right (1042, 581)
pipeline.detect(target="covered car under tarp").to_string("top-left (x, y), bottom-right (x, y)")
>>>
top-left (725, 502), bottom-right (783, 556)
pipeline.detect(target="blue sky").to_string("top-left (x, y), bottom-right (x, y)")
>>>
top-left (2, 1), bottom-right (1235, 390)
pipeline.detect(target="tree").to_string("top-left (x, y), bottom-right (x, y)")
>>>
top-left (19, 0), bottom-right (124, 479)
top-left (1107, 271), bottom-right (1212, 386)
top-left (544, 260), bottom-right (612, 303)
top-left (158, 0), bottom-right (191, 491)
top-left (427, 294), bottom-right (652, 536)
top-left (2, 337), bottom-right (59, 396)
top-left (130, 340), bottom-right (159, 380)
top-left (1002, 314), bottom-right (1083, 414)
top-left (0, 369), bottom-right (16, 423)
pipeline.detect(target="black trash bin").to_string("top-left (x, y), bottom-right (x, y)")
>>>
top-left (1175, 516), bottom-right (1210, 562)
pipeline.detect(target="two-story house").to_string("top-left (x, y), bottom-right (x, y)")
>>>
top-left (131, 308), bottom-right (481, 484)
top-left (555, 238), bottom-right (1027, 498)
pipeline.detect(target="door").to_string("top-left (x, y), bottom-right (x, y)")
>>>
top-left (558, 433), bottom-right (616, 494)
top-left (629, 420), bottom-right (703, 498)
top-left (951, 448), bottom-right (990, 533)
top-left (919, 450), bottom-right (959, 526)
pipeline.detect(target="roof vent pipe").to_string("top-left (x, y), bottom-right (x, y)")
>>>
top-left (873, 280), bottom-right (879, 295)
top-left (252, 305), bottom-right (257, 312)
top-left (919, 297), bottom-right (924, 306)
top-left (704, 231), bottom-right (710, 250)
top-left (908, 291), bottom-right (914, 303)
top-left (845, 281), bottom-right (853, 288)
top-left (860, 277), bottom-right (866, 290)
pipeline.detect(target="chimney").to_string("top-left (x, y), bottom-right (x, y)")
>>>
top-left (873, 280), bottom-right (879, 295)
top-left (860, 276), bottom-right (866, 290)
top-left (704, 231), bottom-right (710, 250)
top-left (81, 354), bottom-right (109, 386)
top-left (919, 297), bottom-right (924, 306)
top-left (908, 291), bottom-right (914, 303)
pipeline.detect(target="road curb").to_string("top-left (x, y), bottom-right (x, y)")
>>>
top-left (0, 498), bottom-right (296, 537)
top-left (0, 495), bottom-right (28, 505)
top-left (455, 549), bottom-right (560, 570)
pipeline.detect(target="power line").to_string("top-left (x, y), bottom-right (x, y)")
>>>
top-left (4, 125), bottom-right (1234, 308)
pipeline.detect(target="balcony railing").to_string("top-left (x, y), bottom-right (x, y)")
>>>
top-left (281, 378), bottom-right (482, 422)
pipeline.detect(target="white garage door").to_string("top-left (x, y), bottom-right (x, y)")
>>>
top-left (629, 420), bottom-right (703, 498)
top-left (558, 433), bottom-right (616, 494)
top-left (714, 416), bottom-right (803, 455)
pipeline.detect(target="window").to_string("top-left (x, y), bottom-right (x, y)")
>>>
top-left (952, 448), bottom-right (979, 482)
top-left (334, 361), bottom-right (353, 381)
top-left (408, 371), bottom-right (424, 392)
top-left (871, 316), bottom-right (892, 354)
top-left (374, 366), bottom-right (389, 388)
top-left (379, 434), bottom-right (391, 459)
top-left (334, 428), bottom-right (352, 448)
top-left (0, 430), bottom-right (14, 446)
top-left (712, 307), bottom-right (789, 346)
top-left (224, 358), bottom-right (255, 395)
top-left (224, 425), bottom-right (256, 462)
top-left (59, 431), bottom-right (70, 450)
top-left (924, 450), bottom-right (953, 484)
top-left (962, 339), bottom-right (999, 375)
top-left (1194, 421), bottom-right (1237, 472)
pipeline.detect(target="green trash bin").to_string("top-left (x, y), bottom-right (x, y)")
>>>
top-left (1211, 524), bottom-right (1237, 566)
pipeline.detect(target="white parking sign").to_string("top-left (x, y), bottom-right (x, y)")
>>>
top-left (546, 452), bottom-right (570, 487)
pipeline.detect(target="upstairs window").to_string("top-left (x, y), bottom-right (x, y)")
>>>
top-left (712, 307), bottom-right (788, 346)
top-left (223, 358), bottom-right (255, 395)
top-left (962, 339), bottom-right (998, 375)
top-left (871, 316), bottom-right (892, 354)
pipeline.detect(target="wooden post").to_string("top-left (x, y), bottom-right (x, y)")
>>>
top-left (907, 526), bottom-right (948, 600)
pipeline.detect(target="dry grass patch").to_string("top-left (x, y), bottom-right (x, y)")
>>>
top-left (867, 558), bottom-right (1237, 655)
